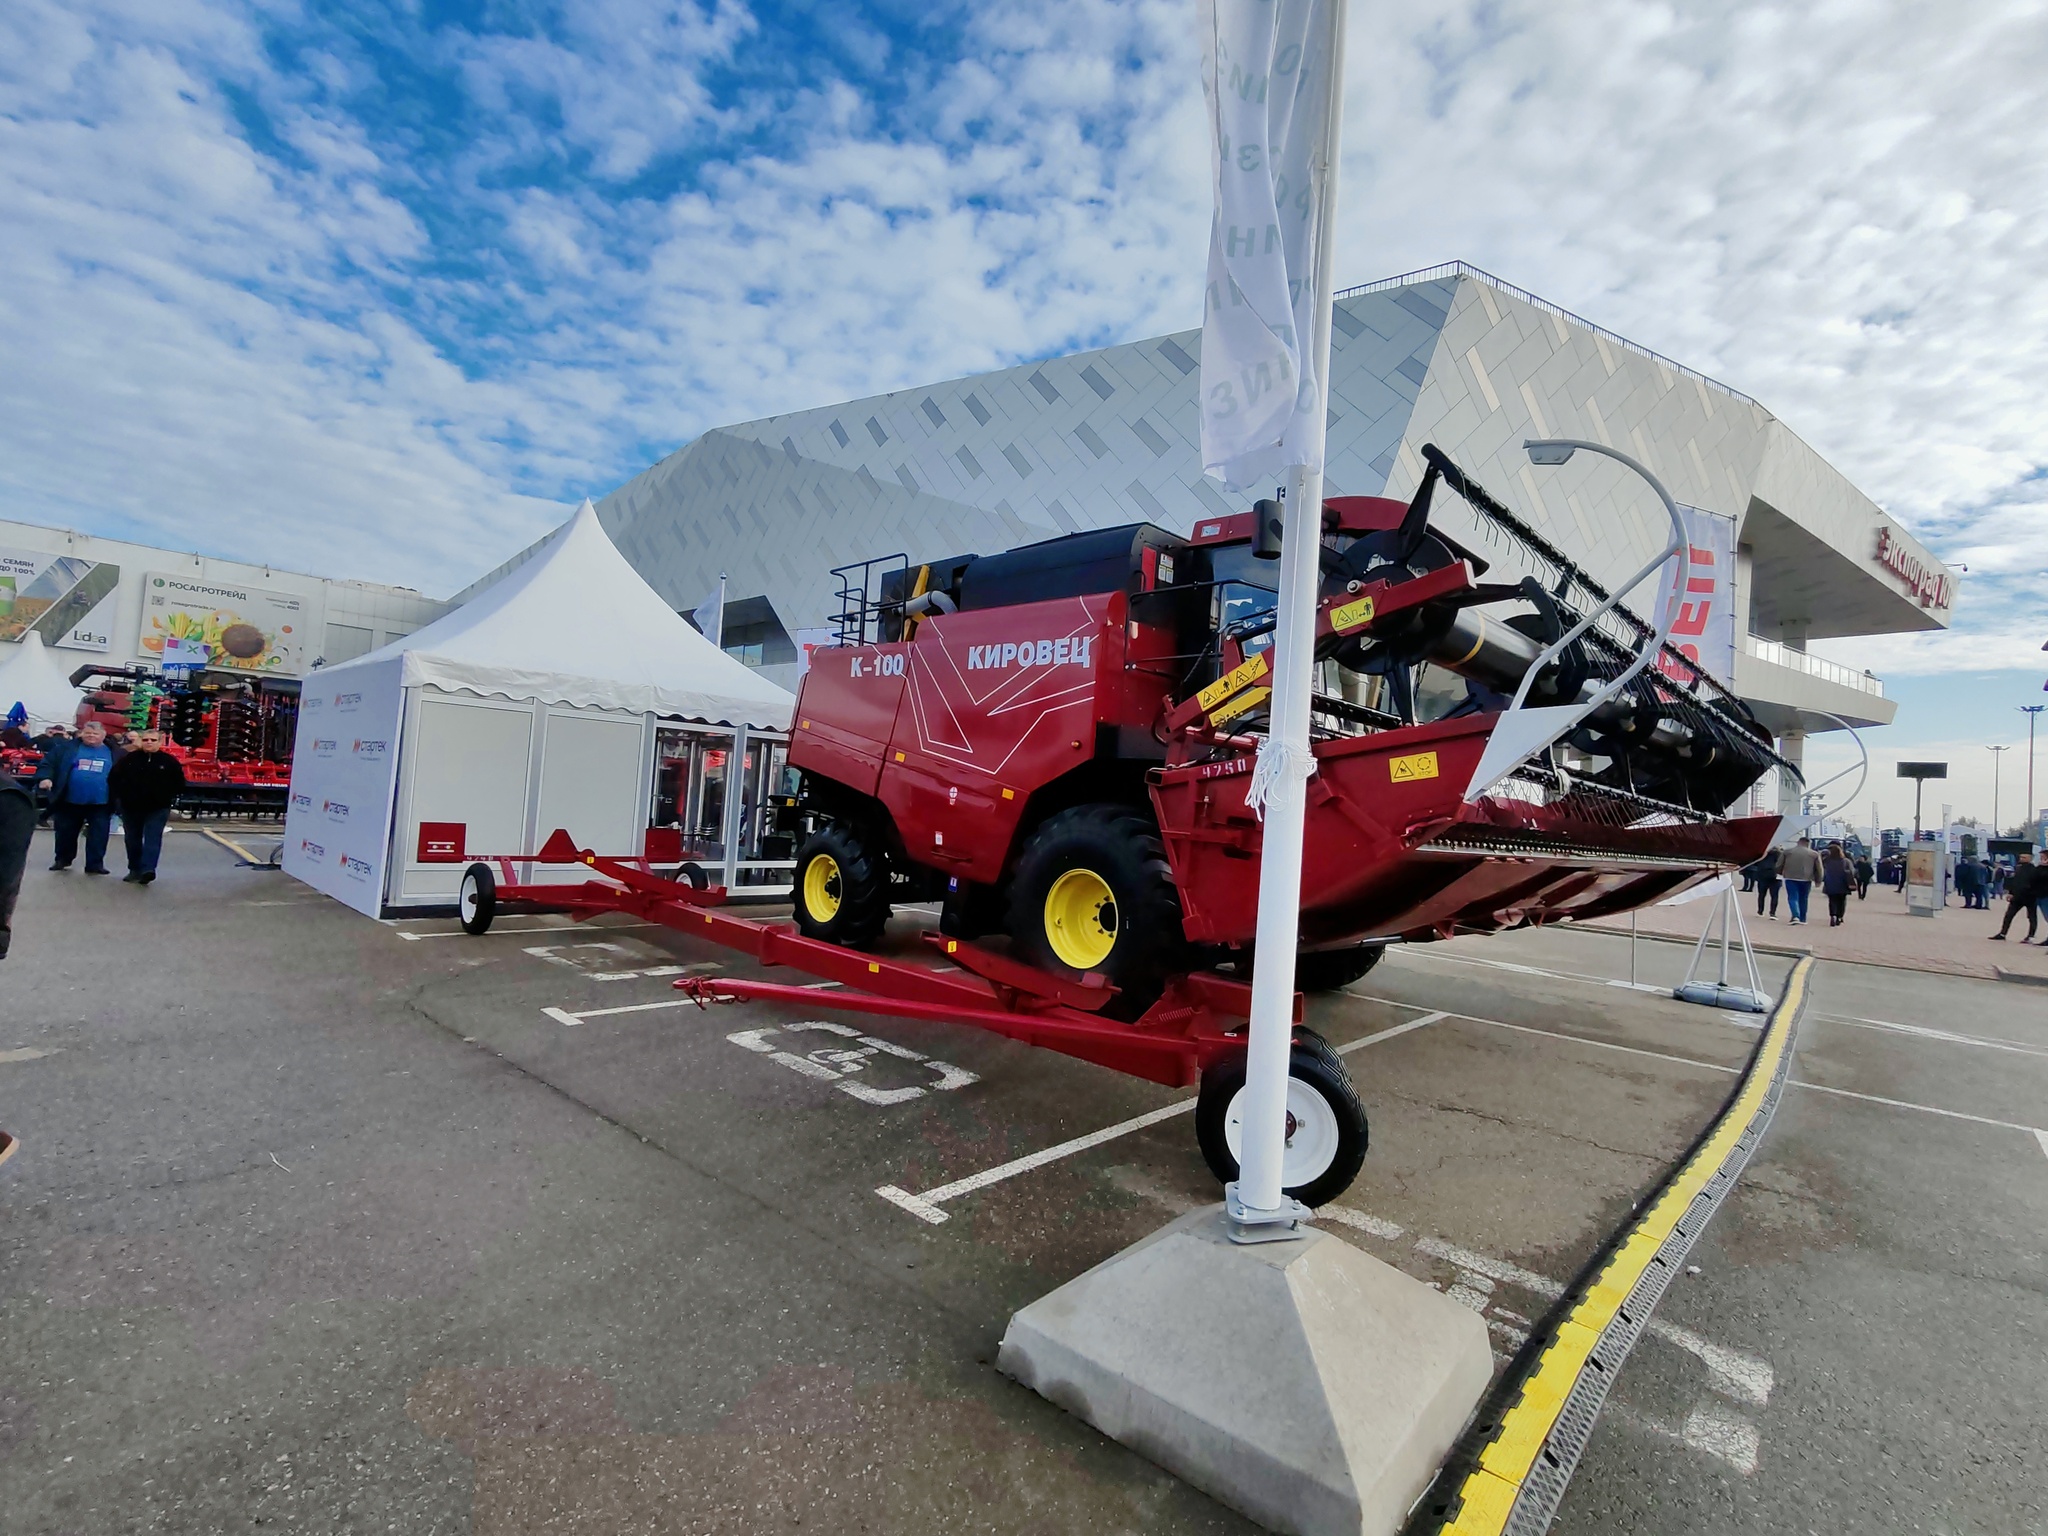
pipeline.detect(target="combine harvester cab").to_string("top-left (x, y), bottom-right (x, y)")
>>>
top-left (787, 443), bottom-right (1788, 1003)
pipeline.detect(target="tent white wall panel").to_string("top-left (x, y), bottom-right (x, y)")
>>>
top-left (281, 656), bottom-right (408, 918)
top-left (526, 708), bottom-right (650, 887)
top-left (393, 690), bottom-right (535, 905)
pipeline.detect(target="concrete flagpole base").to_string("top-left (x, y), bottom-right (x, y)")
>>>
top-left (997, 1206), bottom-right (1493, 1536)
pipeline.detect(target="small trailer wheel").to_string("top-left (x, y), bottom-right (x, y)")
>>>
top-left (1195, 1042), bottom-right (1368, 1208)
top-left (672, 861), bottom-right (710, 890)
top-left (458, 862), bottom-right (497, 935)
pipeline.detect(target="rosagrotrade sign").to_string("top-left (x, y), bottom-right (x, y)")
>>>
top-left (139, 572), bottom-right (306, 673)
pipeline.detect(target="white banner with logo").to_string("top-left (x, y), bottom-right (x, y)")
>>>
top-left (282, 656), bottom-right (406, 917)
top-left (1198, 0), bottom-right (1337, 490)
top-left (1660, 505), bottom-right (1738, 687)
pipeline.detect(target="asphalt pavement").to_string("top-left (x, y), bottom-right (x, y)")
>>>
top-left (0, 827), bottom-right (2038, 1534)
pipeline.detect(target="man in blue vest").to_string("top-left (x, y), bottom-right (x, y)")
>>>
top-left (39, 720), bottom-right (116, 875)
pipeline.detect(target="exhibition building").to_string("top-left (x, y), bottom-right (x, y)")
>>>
top-left (469, 263), bottom-right (1960, 815)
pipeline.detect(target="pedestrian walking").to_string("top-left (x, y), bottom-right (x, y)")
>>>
top-left (1745, 847), bottom-right (1781, 919)
top-left (107, 728), bottom-right (185, 885)
top-left (1778, 836), bottom-right (1821, 925)
top-left (1853, 851), bottom-right (1873, 900)
top-left (0, 770), bottom-right (32, 960)
top-left (1822, 842), bottom-right (1854, 926)
top-left (1991, 852), bottom-right (2039, 942)
top-left (25, 723), bottom-right (68, 825)
top-left (39, 721), bottom-right (117, 874)
top-left (1956, 854), bottom-right (1986, 910)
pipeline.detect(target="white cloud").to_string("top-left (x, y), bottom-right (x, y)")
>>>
top-left (0, 0), bottom-right (2042, 676)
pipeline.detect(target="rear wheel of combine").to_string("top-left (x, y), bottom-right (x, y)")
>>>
top-left (793, 823), bottom-right (890, 946)
top-left (1195, 1043), bottom-right (1368, 1208)
top-left (1007, 804), bottom-right (1184, 1017)
top-left (1294, 944), bottom-right (1385, 993)
top-left (458, 862), bottom-right (496, 936)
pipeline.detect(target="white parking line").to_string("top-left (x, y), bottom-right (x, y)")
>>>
top-left (2036, 1130), bottom-right (2048, 1162)
top-left (1351, 998), bottom-right (1741, 1077)
top-left (1401, 947), bottom-right (1674, 997)
top-left (1792, 1080), bottom-right (2047, 1138)
top-left (1817, 1013), bottom-right (2048, 1059)
top-left (1337, 1010), bottom-right (1446, 1052)
top-left (873, 1007), bottom-right (1451, 1224)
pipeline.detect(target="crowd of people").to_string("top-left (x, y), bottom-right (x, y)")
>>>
top-left (1740, 836), bottom-right (2048, 943)
top-left (1740, 837), bottom-right (1871, 926)
top-left (0, 719), bottom-right (187, 963)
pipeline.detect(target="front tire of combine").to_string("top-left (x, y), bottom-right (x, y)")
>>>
top-left (1294, 944), bottom-right (1385, 993)
top-left (793, 823), bottom-right (891, 947)
top-left (1195, 1043), bottom-right (1368, 1209)
top-left (458, 862), bottom-right (496, 936)
top-left (1007, 804), bottom-right (1184, 1017)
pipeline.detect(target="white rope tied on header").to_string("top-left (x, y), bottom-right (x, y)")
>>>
top-left (1244, 734), bottom-right (1318, 820)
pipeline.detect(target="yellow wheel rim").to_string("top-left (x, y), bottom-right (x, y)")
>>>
top-left (1044, 868), bottom-right (1118, 970)
top-left (803, 853), bottom-right (843, 921)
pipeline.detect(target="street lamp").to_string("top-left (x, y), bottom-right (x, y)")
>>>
top-left (2023, 704), bottom-right (2044, 844)
top-left (1461, 438), bottom-right (1688, 801)
top-left (1988, 744), bottom-right (2008, 834)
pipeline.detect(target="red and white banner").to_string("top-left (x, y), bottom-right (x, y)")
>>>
top-left (1660, 506), bottom-right (1737, 687)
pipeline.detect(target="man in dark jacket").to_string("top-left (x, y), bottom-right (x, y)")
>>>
top-left (1992, 852), bottom-right (2038, 942)
top-left (107, 728), bottom-right (185, 885)
top-left (1744, 847), bottom-right (1781, 919)
top-left (0, 772), bottom-right (32, 959)
top-left (38, 720), bottom-right (115, 874)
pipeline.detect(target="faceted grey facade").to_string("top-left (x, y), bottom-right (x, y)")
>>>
top-left (466, 265), bottom-right (1954, 758)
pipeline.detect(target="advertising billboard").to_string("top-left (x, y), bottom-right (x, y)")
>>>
top-left (0, 546), bottom-right (120, 652)
top-left (139, 572), bottom-right (307, 675)
top-left (282, 657), bottom-right (407, 918)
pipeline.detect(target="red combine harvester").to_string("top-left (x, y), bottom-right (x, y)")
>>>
top-left (447, 446), bottom-right (1787, 1204)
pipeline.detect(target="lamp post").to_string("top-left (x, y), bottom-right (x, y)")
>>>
top-left (1457, 438), bottom-right (1687, 804)
top-left (1988, 744), bottom-right (2008, 835)
top-left (2023, 704), bottom-right (2044, 844)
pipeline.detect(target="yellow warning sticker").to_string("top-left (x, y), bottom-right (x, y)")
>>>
top-left (1389, 750), bottom-right (1440, 782)
top-left (1210, 686), bottom-right (1271, 726)
top-left (1196, 651), bottom-right (1271, 711)
top-left (1330, 594), bottom-right (1377, 631)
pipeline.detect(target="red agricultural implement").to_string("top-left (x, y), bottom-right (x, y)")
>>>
top-left (441, 446), bottom-right (1789, 1206)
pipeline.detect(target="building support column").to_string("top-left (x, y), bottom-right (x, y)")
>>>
top-left (1777, 729), bottom-right (1806, 826)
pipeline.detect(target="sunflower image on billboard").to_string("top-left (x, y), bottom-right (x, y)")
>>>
top-left (139, 572), bottom-right (306, 674)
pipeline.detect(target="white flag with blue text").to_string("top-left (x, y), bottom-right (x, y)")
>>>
top-left (1198, 0), bottom-right (1338, 491)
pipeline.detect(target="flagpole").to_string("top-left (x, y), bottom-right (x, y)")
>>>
top-left (1229, 0), bottom-right (1349, 1237)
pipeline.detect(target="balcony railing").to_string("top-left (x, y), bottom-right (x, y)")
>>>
top-left (1743, 636), bottom-right (1886, 697)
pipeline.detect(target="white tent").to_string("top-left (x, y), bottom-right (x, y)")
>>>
top-left (284, 501), bottom-right (796, 917)
top-left (0, 632), bottom-right (85, 728)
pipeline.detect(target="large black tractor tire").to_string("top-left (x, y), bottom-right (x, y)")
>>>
top-left (458, 862), bottom-right (497, 936)
top-left (792, 823), bottom-right (891, 947)
top-left (1195, 1042), bottom-right (1369, 1209)
top-left (1223, 943), bottom-right (1385, 993)
top-left (1007, 804), bottom-right (1185, 1018)
top-left (1294, 943), bottom-right (1385, 993)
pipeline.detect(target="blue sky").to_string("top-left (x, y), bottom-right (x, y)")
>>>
top-left (1, 0), bottom-right (2044, 823)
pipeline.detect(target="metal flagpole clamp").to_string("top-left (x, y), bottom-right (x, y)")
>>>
top-left (1223, 1182), bottom-right (1314, 1245)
